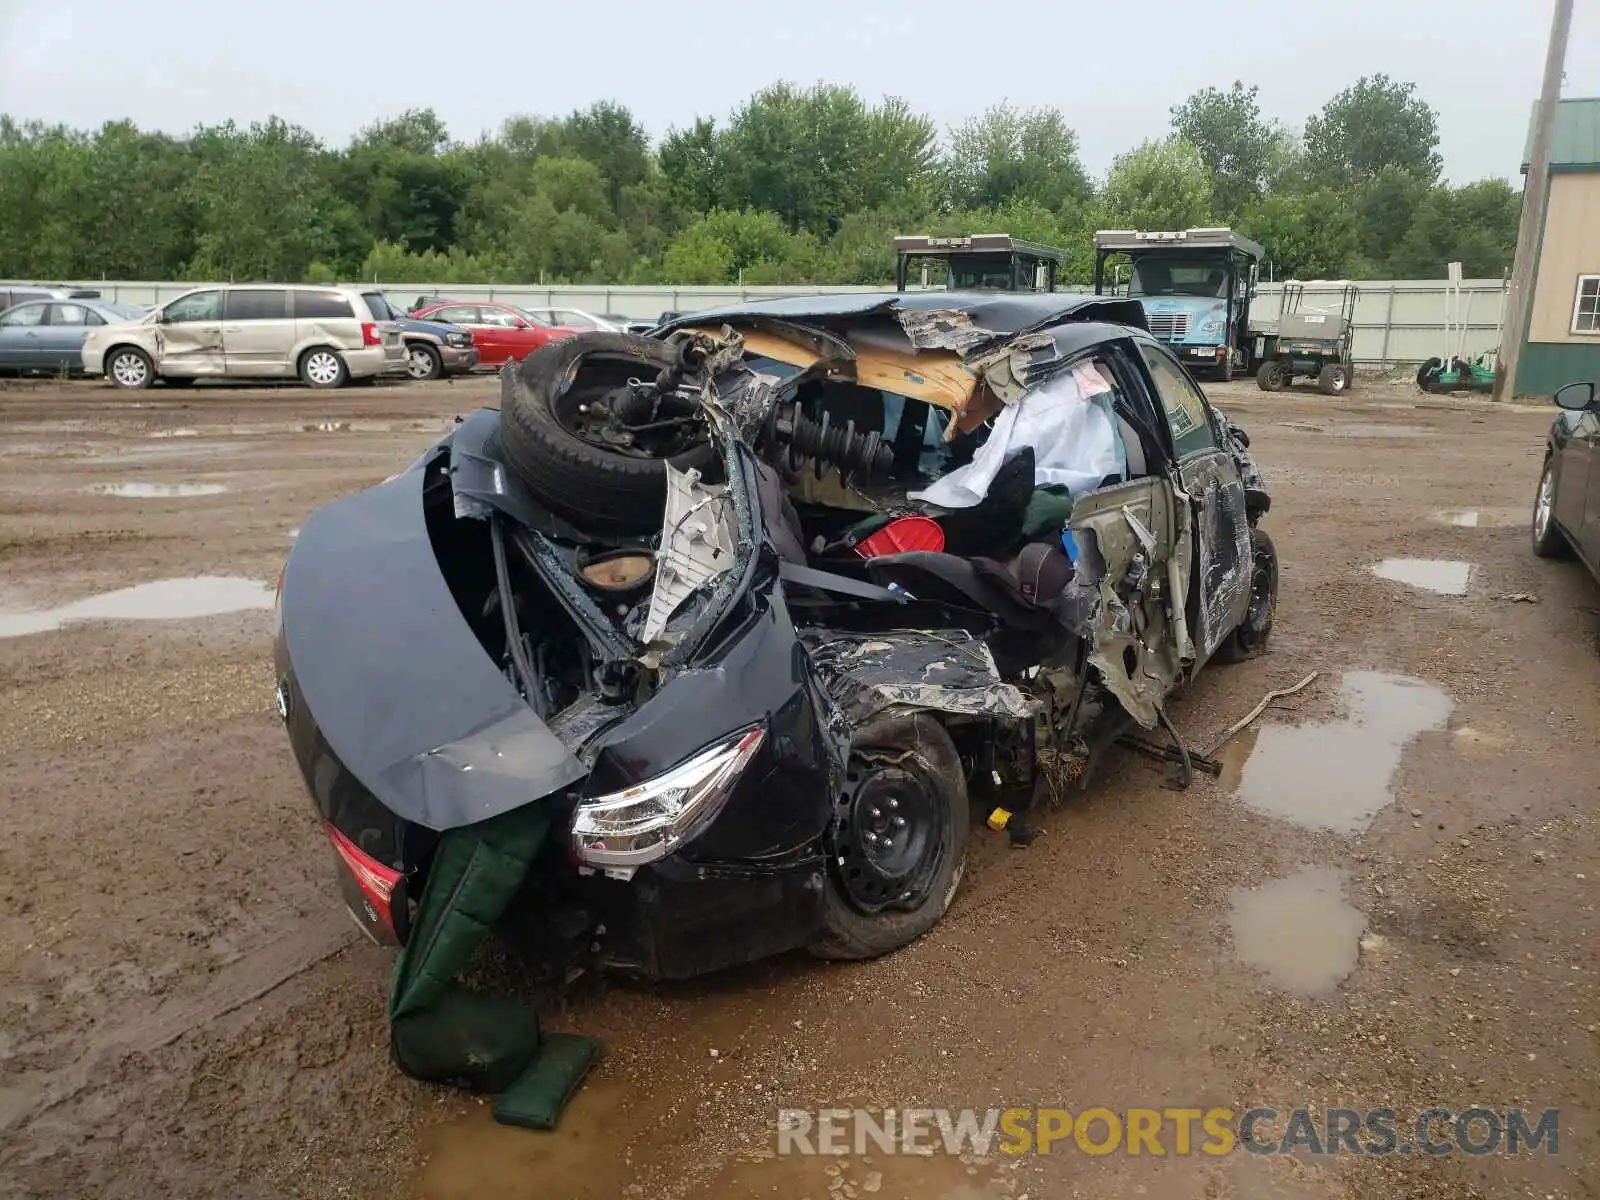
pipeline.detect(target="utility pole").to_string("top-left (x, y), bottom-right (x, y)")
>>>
top-left (1495, 0), bottom-right (1573, 401)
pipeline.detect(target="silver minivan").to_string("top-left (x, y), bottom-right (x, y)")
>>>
top-left (81, 285), bottom-right (406, 389)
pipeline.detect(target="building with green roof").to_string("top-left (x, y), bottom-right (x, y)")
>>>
top-left (1515, 97), bottom-right (1600, 396)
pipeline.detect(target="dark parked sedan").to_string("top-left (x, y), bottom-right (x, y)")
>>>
top-left (1533, 380), bottom-right (1600, 572)
top-left (0, 298), bottom-right (145, 375)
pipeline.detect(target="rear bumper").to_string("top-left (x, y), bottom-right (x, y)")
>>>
top-left (440, 344), bottom-right (478, 374)
top-left (345, 345), bottom-right (407, 379)
top-left (578, 853), bottom-right (825, 979)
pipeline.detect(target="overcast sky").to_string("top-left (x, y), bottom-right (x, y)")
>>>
top-left (2, 0), bottom-right (1596, 184)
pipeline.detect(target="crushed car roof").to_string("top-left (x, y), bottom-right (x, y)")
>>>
top-left (657, 290), bottom-right (1149, 339)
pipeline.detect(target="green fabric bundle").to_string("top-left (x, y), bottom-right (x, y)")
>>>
top-left (388, 805), bottom-right (598, 1129)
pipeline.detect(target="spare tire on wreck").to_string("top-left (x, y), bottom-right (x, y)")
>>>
top-left (499, 331), bottom-right (715, 534)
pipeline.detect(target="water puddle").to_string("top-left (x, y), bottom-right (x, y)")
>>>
top-left (84, 482), bottom-right (228, 498)
top-left (1229, 867), bottom-right (1366, 995)
top-left (1371, 558), bottom-right (1471, 595)
top-left (301, 422), bottom-right (352, 433)
top-left (147, 428), bottom-right (201, 439)
top-left (1227, 671), bottom-right (1452, 833)
top-left (1432, 506), bottom-right (1522, 529)
top-left (0, 576), bottom-right (274, 638)
top-left (413, 1080), bottom-right (1009, 1200)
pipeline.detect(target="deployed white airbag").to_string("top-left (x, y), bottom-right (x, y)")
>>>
top-left (909, 362), bottom-right (1126, 508)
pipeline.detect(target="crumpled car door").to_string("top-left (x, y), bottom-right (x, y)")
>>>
top-left (155, 289), bottom-right (226, 376)
top-left (1135, 343), bottom-right (1252, 664)
top-left (1175, 443), bottom-right (1251, 663)
top-left (1066, 474), bottom-right (1191, 729)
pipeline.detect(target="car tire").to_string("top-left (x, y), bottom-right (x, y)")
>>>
top-left (1316, 363), bottom-right (1348, 395)
top-left (500, 331), bottom-right (715, 534)
top-left (1219, 354), bottom-right (1234, 383)
top-left (105, 346), bottom-right (154, 390)
top-left (406, 342), bottom-right (442, 381)
top-left (299, 347), bottom-right (348, 389)
top-left (1416, 356), bottom-right (1441, 390)
top-left (1255, 361), bottom-right (1287, 392)
top-left (1214, 527), bottom-right (1279, 664)
top-left (809, 714), bottom-right (968, 962)
top-left (1532, 458), bottom-right (1568, 559)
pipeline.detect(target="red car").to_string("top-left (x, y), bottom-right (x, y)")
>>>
top-left (409, 301), bottom-right (580, 367)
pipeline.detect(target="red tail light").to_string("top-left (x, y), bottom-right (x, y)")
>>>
top-left (326, 822), bottom-right (401, 942)
top-left (361, 322), bottom-right (382, 347)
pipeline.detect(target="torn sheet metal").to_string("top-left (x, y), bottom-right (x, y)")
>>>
top-left (968, 332), bottom-right (1065, 403)
top-left (547, 691), bottom-right (636, 763)
top-left (1065, 478), bottom-right (1186, 729)
top-left (896, 307), bottom-right (1006, 356)
top-left (800, 628), bottom-right (1038, 724)
top-left (643, 464), bottom-right (738, 645)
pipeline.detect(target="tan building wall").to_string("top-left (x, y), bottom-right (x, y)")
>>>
top-left (1529, 170), bottom-right (1600, 344)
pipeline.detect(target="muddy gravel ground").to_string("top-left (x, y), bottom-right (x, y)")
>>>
top-left (0, 371), bottom-right (1595, 1200)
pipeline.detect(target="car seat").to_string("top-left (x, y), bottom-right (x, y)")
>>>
top-left (929, 446), bottom-right (1035, 558)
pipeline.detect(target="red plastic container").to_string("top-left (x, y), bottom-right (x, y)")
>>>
top-left (855, 515), bottom-right (946, 558)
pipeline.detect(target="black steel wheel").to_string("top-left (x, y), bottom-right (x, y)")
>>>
top-left (1255, 361), bottom-right (1287, 392)
top-left (810, 714), bottom-right (968, 961)
top-left (1215, 526), bottom-right (1279, 663)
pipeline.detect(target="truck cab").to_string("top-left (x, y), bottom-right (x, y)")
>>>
top-left (1092, 228), bottom-right (1264, 381)
top-left (894, 234), bottom-right (1068, 293)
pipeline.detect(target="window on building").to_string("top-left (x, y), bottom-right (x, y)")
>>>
top-left (1573, 276), bottom-right (1600, 334)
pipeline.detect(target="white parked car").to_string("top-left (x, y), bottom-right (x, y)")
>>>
top-left (515, 307), bottom-right (621, 333)
top-left (82, 284), bottom-right (407, 389)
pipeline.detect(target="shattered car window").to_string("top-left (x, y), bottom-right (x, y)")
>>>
top-left (1139, 344), bottom-right (1217, 458)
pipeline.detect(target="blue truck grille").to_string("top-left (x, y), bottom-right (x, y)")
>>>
top-left (1147, 312), bottom-right (1189, 341)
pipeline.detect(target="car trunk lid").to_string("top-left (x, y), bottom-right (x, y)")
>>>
top-left (277, 463), bottom-right (587, 831)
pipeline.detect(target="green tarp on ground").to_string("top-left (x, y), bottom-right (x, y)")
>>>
top-left (388, 804), bottom-right (598, 1128)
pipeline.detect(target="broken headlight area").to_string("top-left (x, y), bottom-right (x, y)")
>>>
top-left (569, 724), bottom-right (766, 873)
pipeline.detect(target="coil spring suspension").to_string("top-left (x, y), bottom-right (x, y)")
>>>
top-left (772, 407), bottom-right (894, 481)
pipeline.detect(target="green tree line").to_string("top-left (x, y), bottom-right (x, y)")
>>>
top-left (0, 75), bottom-right (1519, 287)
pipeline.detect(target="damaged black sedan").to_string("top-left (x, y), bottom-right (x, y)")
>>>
top-left (275, 291), bottom-right (1277, 989)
